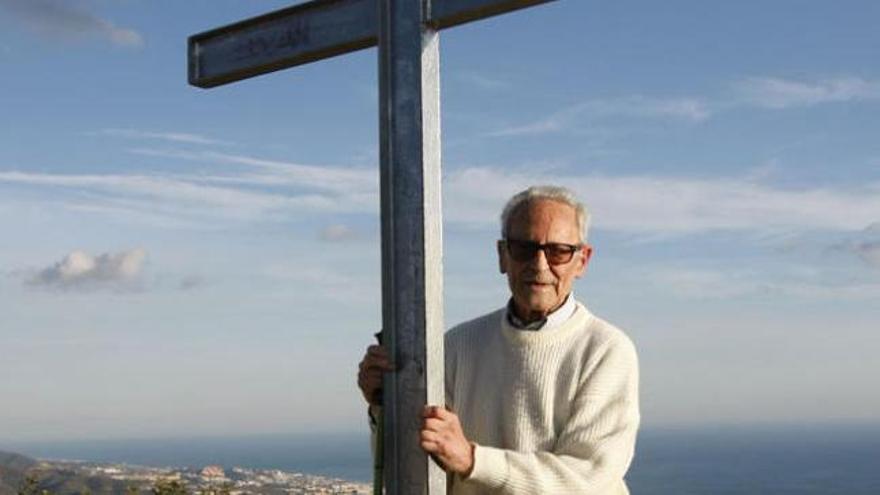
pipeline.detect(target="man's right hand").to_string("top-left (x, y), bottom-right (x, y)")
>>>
top-left (357, 344), bottom-right (393, 406)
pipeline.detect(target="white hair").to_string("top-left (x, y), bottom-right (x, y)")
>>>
top-left (500, 185), bottom-right (591, 242)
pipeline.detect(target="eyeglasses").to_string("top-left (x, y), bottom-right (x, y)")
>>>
top-left (502, 239), bottom-right (583, 265)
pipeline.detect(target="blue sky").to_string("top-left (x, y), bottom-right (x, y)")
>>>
top-left (1, 0), bottom-right (879, 442)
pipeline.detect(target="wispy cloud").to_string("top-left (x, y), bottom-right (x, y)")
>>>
top-left (319, 224), bottom-right (362, 242)
top-left (489, 75), bottom-right (878, 137)
top-left (0, 171), bottom-right (297, 209)
top-left (259, 265), bottom-right (377, 304)
top-left (0, 0), bottom-right (144, 47)
top-left (128, 149), bottom-right (377, 197)
top-left (93, 129), bottom-right (233, 146)
top-left (586, 96), bottom-right (711, 122)
top-left (443, 167), bottom-right (880, 235)
top-left (0, 148), bottom-right (379, 228)
top-left (829, 223), bottom-right (880, 268)
top-left (735, 76), bottom-right (880, 109)
top-left (28, 248), bottom-right (147, 291)
top-left (490, 96), bottom-right (710, 137)
top-left (0, 170), bottom-right (356, 229)
top-left (453, 72), bottom-right (512, 91)
top-left (4, 153), bottom-right (879, 237)
top-left (648, 267), bottom-right (759, 299)
top-left (853, 242), bottom-right (880, 267)
top-left (644, 266), bottom-right (880, 301)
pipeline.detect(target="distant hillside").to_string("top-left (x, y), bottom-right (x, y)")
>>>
top-left (23, 468), bottom-right (132, 495)
top-left (0, 450), bottom-right (38, 495)
top-left (0, 451), bottom-right (131, 495)
top-left (0, 452), bottom-right (369, 494)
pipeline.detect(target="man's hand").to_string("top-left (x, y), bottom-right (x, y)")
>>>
top-left (357, 344), bottom-right (393, 406)
top-left (421, 405), bottom-right (475, 476)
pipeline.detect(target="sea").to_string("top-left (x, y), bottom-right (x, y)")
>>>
top-left (5, 425), bottom-right (880, 494)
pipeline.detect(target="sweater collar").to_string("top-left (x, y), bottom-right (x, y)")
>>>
top-left (500, 299), bottom-right (592, 345)
top-left (506, 293), bottom-right (577, 331)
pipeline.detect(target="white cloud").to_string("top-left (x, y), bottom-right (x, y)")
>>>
top-left (443, 167), bottom-right (880, 235)
top-left (128, 149), bottom-right (378, 197)
top-left (94, 129), bottom-right (233, 146)
top-left (28, 248), bottom-right (147, 290)
top-left (319, 224), bottom-right (361, 242)
top-left (489, 75), bottom-right (878, 137)
top-left (0, 171), bottom-right (290, 208)
top-left (4, 152), bottom-right (879, 237)
top-left (453, 72), bottom-right (512, 91)
top-left (586, 96), bottom-right (711, 122)
top-left (0, 0), bottom-right (144, 47)
top-left (490, 118), bottom-right (564, 137)
top-left (0, 169), bottom-right (363, 227)
top-left (640, 266), bottom-right (880, 301)
top-left (735, 76), bottom-right (880, 109)
top-left (490, 96), bottom-right (710, 137)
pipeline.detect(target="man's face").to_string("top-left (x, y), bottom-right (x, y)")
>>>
top-left (498, 199), bottom-right (592, 322)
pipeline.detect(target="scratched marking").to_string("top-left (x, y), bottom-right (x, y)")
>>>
top-left (233, 19), bottom-right (311, 62)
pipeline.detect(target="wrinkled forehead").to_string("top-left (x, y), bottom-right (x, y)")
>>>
top-left (506, 199), bottom-right (580, 237)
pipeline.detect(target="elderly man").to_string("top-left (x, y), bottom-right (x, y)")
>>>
top-left (358, 185), bottom-right (639, 494)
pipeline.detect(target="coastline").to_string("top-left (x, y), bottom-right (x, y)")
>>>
top-left (4, 424), bottom-right (880, 493)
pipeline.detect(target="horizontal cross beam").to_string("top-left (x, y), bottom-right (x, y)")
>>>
top-left (189, 0), bottom-right (557, 88)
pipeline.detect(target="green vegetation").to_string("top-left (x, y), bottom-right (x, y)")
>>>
top-left (15, 474), bottom-right (231, 495)
top-left (15, 475), bottom-right (42, 495)
top-left (0, 451), bottom-right (38, 495)
top-left (149, 479), bottom-right (188, 495)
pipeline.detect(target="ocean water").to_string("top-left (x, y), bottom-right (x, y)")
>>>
top-left (628, 425), bottom-right (880, 494)
top-left (6, 425), bottom-right (880, 493)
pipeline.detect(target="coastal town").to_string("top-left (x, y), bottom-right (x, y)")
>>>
top-left (24, 458), bottom-right (370, 495)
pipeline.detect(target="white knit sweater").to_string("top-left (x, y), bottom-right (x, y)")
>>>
top-left (445, 301), bottom-right (639, 494)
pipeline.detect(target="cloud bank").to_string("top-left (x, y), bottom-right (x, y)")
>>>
top-left (443, 167), bottom-right (880, 235)
top-left (3, 153), bottom-right (879, 236)
top-left (28, 248), bottom-right (147, 290)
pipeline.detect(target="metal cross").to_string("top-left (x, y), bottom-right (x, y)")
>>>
top-left (188, 1), bottom-right (558, 492)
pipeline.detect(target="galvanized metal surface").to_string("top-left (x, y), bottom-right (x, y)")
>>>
top-left (188, 0), bottom-right (375, 88)
top-left (189, 0), bottom-right (558, 88)
top-left (378, 1), bottom-right (446, 492)
top-left (428, 0), bottom-right (557, 29)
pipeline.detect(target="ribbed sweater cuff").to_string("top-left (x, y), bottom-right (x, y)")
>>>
top-left (465, 444), bottom-right (508, 489)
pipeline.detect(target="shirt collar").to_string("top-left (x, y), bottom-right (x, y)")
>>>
top-left (506, 293), bottom-right (577, 331)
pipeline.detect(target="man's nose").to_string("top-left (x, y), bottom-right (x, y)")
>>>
top-left (527, 246), bottom-right (551, 270)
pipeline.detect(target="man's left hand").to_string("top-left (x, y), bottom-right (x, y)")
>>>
top-left (420, 405), bottom-right (475, 476)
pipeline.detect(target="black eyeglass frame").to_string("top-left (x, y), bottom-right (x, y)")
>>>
top-left (500, 239), bottom-right (584, 265)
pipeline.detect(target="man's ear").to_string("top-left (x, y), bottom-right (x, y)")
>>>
top-left (575, 244), bottom-right (593, 278)
top-left (497, 240), bottom-right (507, 274)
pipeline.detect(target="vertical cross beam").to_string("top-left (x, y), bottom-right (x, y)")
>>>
top-left (378, 1), bottom-right (446, 493)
